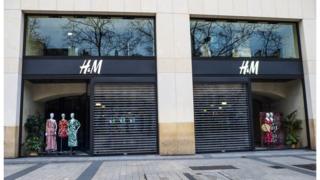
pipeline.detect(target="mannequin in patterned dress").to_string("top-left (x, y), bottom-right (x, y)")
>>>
top-left (58, 113), bottom-right (68, 152)
top-left (45, 113), bottom-right (57, 152)
top-left (68, 113), bottom-right (81, 154)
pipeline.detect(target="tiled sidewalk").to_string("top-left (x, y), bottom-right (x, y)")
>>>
top-left (4, 150), bottom-right (316, 180)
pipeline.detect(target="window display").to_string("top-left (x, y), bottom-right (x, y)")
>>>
top-left (252, 80), bottom-right (308, 150)
top-left (42, 112), bottom-right (81, 155)
top-left (260, 112), bottom-right (283, 147)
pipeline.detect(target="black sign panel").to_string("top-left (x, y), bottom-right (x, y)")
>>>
top-left (193, 59), bottom-right (303, 78)
top-left (23, 58), bottom-right (156, 76)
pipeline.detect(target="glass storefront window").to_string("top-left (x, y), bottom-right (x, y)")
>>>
top-left (190, 20), bottom-right (300, 59)
top-left (25, 15), bottom-right (155, 57)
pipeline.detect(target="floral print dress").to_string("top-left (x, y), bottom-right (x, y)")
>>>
top-left (58, 119), bottom-right (68, 139)
top-left (68, 119), bottom-right (81, 147)
top-left (45, 119), bottom-right (57, 151)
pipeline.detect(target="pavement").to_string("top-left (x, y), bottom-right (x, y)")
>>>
top-left (4, 149), bottom-right (316, 180)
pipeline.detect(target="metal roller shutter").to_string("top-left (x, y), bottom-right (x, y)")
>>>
top-left (194, 83), bottom-right (252, 153)
top-left (93, 83), bottom-right (158, 155)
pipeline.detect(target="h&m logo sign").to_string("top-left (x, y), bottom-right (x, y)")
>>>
top-left (239, 60), bottom-right (259, 75)
top-left (79, 59), bottom-right (103, 74)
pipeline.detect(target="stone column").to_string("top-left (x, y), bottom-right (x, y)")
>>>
top-left (4, 8), bottom-right (24, 158)
top-left (299, 19), bottom-right (316, 150)
top-left (156, 12), bottom-right (195, 155)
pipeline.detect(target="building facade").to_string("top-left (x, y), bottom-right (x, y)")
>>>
top-left (4, 0), bottom-right (316, 157)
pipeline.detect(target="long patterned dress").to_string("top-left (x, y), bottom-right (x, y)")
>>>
top-left (58, 119), bottom-right (68, 139)
top-left (68, 119), bottom-right (81, 147)
top-left (45, 119), bottom-right (57, 151)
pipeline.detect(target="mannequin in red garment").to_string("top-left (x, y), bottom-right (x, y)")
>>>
top-left (58, 113), bottom-right (68, 152)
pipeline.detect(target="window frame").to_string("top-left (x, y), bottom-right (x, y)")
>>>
top-left (23, 14), bottom-right (157, 59)
top-left (190, 18), bottom-right (302, 61)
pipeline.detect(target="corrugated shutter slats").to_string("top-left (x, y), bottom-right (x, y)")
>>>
top-left (194, 83), bottom-right (252, 153)
top-left (93, 84), bottom-right (157, 155)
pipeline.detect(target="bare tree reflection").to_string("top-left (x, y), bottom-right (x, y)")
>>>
top-left (26, 18), bottom-right (50, 56)
top-left (64, 17), bottom-right (114, 56)
top-left (191, 21), bottom-right (284, 58)
top-left (191, 21), bottom-right (256, 57)
top-left (253, 24), bottom-right (282, 58)
top-left (64, 17), bottom-right (154, 56)
top-left (191, 21), bottom-right (216, 56)
top-left (130, 20), bottom-right (154, 56)
top-left (213, 22), bottom-right (256, 56)
top-left (112, 20), bottom-right (154, 56)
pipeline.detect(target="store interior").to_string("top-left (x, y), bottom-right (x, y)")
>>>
top-left (251, 79), bottom-right (308, 150)
top-left (21, 80), bottom-right (90, 156)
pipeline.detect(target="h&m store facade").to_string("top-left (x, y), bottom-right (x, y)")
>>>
top-left (17, 14), bottom-right (311, 156)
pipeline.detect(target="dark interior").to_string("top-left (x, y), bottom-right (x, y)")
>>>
top-left (252, 95), bottom-right (273, 147)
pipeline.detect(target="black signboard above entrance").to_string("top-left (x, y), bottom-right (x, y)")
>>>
top-left (192, 59), bottom-right (303, 78)
top-left (23, 58), bottom-right (156, 76)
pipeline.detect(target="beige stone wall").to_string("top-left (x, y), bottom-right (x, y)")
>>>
top-left (4, 127), bottom-right (19, 158)
top-left (4, 6), bottom-right (23, 158)
top-left (156, 10), bottom-right (195, 155)
top-left (159, 122), bottom-right (195, 155)
top-left (4, 0), bottom-right (316, 157)
top-left (309, 119), bottom-right (316, 149)
top-left (299, 19), bottom-right (316, 150)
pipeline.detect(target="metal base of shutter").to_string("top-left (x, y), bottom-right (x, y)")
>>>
top-left (93, 83), bottom-right (157, 155)
top-left (194, 83), bottom-right (252, 153)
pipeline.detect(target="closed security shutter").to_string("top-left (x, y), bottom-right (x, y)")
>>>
top-left (194, 83), bottom-right (252, 153)
top-left (93, 83), bottom-right (157, 155)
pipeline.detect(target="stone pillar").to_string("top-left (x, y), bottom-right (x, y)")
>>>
top-left (4, 9), bottom-right (24, 158)
top-left (156, 12), bottom-right (195, 155)
top-left (299, 19), bottom-right (316, 150)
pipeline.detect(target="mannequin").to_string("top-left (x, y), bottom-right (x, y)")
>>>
top-left (58, 113), bottom-right (68, 153)
top-left (45, 113), bottom-right (57, 152)
top-left (261, 112), bottom-right (275, 146)
top-left (68, 113), bottom-right (81, 155)
top-left (200, 36), bottom-right (211, 57)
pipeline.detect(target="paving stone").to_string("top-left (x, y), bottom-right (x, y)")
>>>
top-left (260, 156), bottom-right (315, 165)
top-left (4, 164), bottom-right (35, 178)
top-left (16, 162), bottom-right (90, 180)
top-left (4, 150), bottom-right (316, 180)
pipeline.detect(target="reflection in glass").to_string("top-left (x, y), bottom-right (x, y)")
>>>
top-left (25, 16), bottom-right (155, 57)
top-left (190, 20), bottom-right (300, 59)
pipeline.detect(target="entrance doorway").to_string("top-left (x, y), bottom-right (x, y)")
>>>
top-left (252, 94), bottom-right (285, 149)
top-left (21, 81), bottom-right (89, 156)
top-left (45, 94), bottom-right (90, 154)
top-left (251, 80), bottom-right (309, 150)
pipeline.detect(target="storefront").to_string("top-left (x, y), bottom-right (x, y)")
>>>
top-left (20, 15), bottom-right (157, 156)
top-left (18, 15), bottom-right (311, 157)
top-left (190, 19), bottom-right (310, 153)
